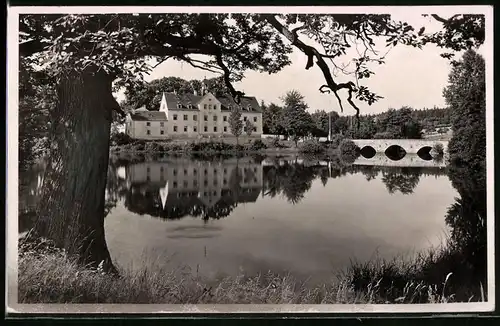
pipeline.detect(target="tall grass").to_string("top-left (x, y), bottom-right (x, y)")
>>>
top-left (18, 236), bottom-right (485, 304)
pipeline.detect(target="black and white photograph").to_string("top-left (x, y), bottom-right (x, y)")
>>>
top-left (7, 5), bottom-right (494, 314)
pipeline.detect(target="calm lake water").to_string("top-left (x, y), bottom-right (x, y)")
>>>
top-left (19, 153), bottom-right (459, 286)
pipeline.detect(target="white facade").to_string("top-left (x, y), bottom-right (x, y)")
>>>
top-left (126, 91), bottom-right (263, 140)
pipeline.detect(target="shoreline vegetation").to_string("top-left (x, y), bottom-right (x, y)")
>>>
top-left (18, 234), bottom-right (485, 304)
top-left (109, 133), bottom-right (367, 160)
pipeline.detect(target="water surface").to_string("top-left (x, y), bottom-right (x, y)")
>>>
top-left (92, 154), bottom-right (456, 285)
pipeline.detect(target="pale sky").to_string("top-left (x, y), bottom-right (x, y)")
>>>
top-left (114, 12), bottom-right (484, 116)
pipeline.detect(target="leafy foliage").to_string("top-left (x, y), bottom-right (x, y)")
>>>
top-left (20, 14), bottom-right (292, 100)
top-left (338, 139), bottom-right (360, 163)
top-left (299, 139), bottom-right (325, 154)
top-left (262, 102), bottom-right (287, 135)
top-left (443, 50), bottom-right (485, 166)
top-left (281, 90), bottom-right (315, 145)
top-left (228, 106), bottom-right (243, 141)
top-left (110, 132), bottom-right (134, 146)
top-left (244, 119), bottom-right (255, 137)
top-left (19, 57), bottom-right (56, 168)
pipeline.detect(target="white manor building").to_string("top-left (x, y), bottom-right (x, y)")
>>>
top-left (125, 87), bottom-right (263, 140)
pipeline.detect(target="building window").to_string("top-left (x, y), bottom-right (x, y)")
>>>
top-left (244, 116), bottom-right (247, 121)
top-left (187, 104), bottom-right (192, 109)
top-left (204, 126), bottom-right (208, 132)
top-left (184, 169), bottom-right (187, 175)
top-left (214, 179), bottom-right (218, 186)
top-left (173, 126), bottom-right (178, 132)
top-left (253, 127), bottom-right (257, 132)
top-left (160, 130), bottom-right (164, 135)
top-left (213, 115), bottom-right (217, 122)
top-left (204, 115), bottom-right (208, 121)
top-left (147, 130), bottom-right (151, 135)
top-left (146, 122), bottom-right (151, 126)
top-left (243, 127), bottom-right (246, 132)
top-left (160, 122), bottom-right (164, 127)
top-left (183, 115), bottom-right (188, 121)
top-left (177, 103), bottom-right (182, 108)
top-left (173, 181), bottom-right (178, 188)
top-left (193, 115), bottom-right (197, 121)
top-left (204, 169), bottom-right (208, 175)
top-left (223, 179), bottom-right (227, 185)
top-left (208, 104), bottom-right (212, 110)
top-left (224, 126), bottom-right (227, 132)
top-left (194, 169), bottom-right (197, 175)
top-left (253, 117), bottom-right (257, 123)
top-left (204, 104), bottom-right (207, 110)
top-left (173, 169), bottom-right (177, 176)
top-left (173, 114), bottom-right (178, 120)
top-left (223, 115), bottom-right (227, 122)
top-left (214, 126), bottom-right (217, 132)
top-left (204, 180), bottom-right (208, 186)
top-left (184, 126), bottom-right (188, 132)
top-left (193, 126), bottom-right (197, 132)
top-left (183, 181), bottom-right (188, 188)
top-left (193, 180), bottom-right (198, 186)
top-left (147, 167), bottom-right (150, 173)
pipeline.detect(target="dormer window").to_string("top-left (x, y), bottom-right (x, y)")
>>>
top-left (187, 104), bottom-right (192, 109)
top-left (177, 103), bottom-right (182, 108)
top-left (247, 105), bottom-right (252, 111)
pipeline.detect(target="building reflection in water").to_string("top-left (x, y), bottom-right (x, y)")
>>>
top-left (124, 157), bottom-right (263, 221)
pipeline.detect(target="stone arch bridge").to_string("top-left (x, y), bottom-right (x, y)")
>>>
top-left (352, 139), bottom-right (449, 155)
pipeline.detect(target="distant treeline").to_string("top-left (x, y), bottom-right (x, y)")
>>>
top-left (262, 103), bottom-right (451, 140)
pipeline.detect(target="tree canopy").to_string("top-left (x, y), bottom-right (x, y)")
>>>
top-left (20, 13), bottom-right (485, 121)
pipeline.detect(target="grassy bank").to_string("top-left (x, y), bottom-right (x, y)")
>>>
top-left (18, 236), bottom-right (483, 304)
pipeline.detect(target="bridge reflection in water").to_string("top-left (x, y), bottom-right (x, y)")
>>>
top-left (353, 153), bottom-right (447, 168)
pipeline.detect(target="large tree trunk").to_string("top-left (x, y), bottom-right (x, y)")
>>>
top-left (33, 69), bottom-right (118, 273)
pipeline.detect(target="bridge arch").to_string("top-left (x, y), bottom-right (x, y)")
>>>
top-left (359, 145), bottom-right (376, 159)
top-left (417, 146), bottom-right (433, 160)
top-left (351, 139), bottom-right (449, 156)
top-left (385, 145), bottom-right (406, 161)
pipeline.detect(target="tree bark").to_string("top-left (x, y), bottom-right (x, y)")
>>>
top-left (33, 69), bottom-right (117, 273)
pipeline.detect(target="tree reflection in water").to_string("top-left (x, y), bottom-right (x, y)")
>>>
top-left (440, 163), bottom-right (487, 300)
top-left (381, 167), bottom-right (422, 195)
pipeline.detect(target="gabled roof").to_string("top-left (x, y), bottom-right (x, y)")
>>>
top-left (130, 111), bottom-right (168, 121)
top-left (164, 93), bottom-right (203, 111)
top-left (217, 96), bottom-right (262, 113)
top-left (164, 92), bottom-right (262, 113)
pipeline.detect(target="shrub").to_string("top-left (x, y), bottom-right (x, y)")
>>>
top-left (432, 143), bottom-right (445, 156)
top-left (249, 139), bottom-right (267, 151)
top-left (299, 139), bottom-right (325, 154)
top-left (338, 139), bottom-right (360, 164)
top-left (189, 141), bottom-right (235, 153)
top-left (271, 137), bottom-right (287, 149)
top-left (329, 134), bottom-right (346, 149)
top-left (134, 141), bottom-right (146, 151)
top-left (111, 132), bottom-right (134, 146)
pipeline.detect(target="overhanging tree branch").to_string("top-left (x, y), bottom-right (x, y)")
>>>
top-left (261, 14), bottom-right (361, 128)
